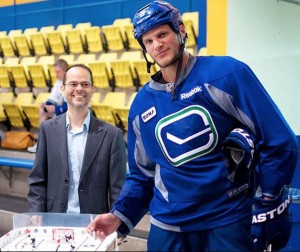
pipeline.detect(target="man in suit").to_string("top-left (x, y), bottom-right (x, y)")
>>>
top-left (28, 64), bottom-right (127, 214)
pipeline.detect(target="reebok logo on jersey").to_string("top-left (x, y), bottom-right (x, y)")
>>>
top-left (142, 107), bottom-right (156, 122)
top-left (181, 86), bottom-right (202, 99)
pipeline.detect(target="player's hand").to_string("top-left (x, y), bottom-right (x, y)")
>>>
top-left (86, 213), bottom-right (122, 240)
top-left (117, 236), bottom-right (127, 246)
top-left (30, 215), bottom-right (43, 226)
top-left (251, 186), bottom-right (292, 251)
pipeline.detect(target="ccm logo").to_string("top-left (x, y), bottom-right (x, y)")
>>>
top-left (252, 196), bottom-right (291, 223)
top-left (142, 107), bottom-right (156, 123)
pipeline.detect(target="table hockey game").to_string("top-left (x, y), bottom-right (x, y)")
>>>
top-left (0, 213), bottom-right (118, 251)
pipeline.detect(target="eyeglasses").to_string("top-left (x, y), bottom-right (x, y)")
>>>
top-left (65, 81), bottom-right (93, 89)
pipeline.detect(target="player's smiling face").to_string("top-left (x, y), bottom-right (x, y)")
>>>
top-left (142, 24), bottom-right (181, 69)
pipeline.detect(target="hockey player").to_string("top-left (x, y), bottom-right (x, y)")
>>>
top-left (87, 1), bottom-right (298, 251)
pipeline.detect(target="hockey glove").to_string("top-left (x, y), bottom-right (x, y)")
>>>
top-left (222, 128), bottom-right (256, 183)
top-left (251, 186), bottom-right (292, 251)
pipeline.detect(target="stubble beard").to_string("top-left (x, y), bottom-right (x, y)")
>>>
top-left (155, 50), bottom-right (181, 69)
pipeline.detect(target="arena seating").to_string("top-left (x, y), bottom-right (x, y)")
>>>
top-left (0, 12), bottom-right (199, 131)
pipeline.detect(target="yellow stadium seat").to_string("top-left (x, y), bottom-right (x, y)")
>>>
top-left (90, 92), bottom-right (101, 106)
top-left (34, 92), bottom-right (50, 104)
top-left (8, 64), bottom-right (32, 91)
top-left (27, 64), bottom-right (51, 91)
top-left (38, 55), bottom-right (55, 66)
top-left (59, 54), bottom-right (75, 64)
top-left (0, 36), bottom-right (17, 57)
top-left (45, 31), bottom-right (68, 54)
top-left (30, 32), bottom-right (51, 56)
top-left (57, 24), bottom-right (73, 45)
top-left (76, 53), bottom-right (96, 65)
top-left (4, 57), bottom-right (19, 66)
top-left (112, 19), bottom-right (132, 51)
top-left (120, 51), bottom-right (142, 61)
top-left (91, 103), bottom-right (115, 125)
top-left (83, 26), bottom-right (104, 54)
top-left (132, 59), bottom-right (157, 88)
top-left (101, 25), bottom-right (127, 51)
top-left (182, 11), bottom-right (199, 37)
top-left (12, 35), bottom-right (33, 57)
top-left (75, 22), bottom-right (91, 30)
top-left (37, 55), bottom-right (55, 86)
top-left (20, 104), bottom-right (39, 128)
top-left (98, 52), bottom-right (118, 80)
top-left (127, 91), bottom-right (138, 107)
top-left (182, 11), bottom-right (199, 48)
top-left (110, 59), bottom-right (137, 90)
top-left (65, 29), bottom-right (86, 54)
top-left (98, 52), bottom-right (118, 62)
top-left (0, 31), bottom-right (7, 37)
top-left (57, 24), bottom-right (73, 31)
top-left (102, 91), bottom-right (126, 107)
top-left (88, 60), bottom-right (112, 90)
top-left (0, 92), bottom-right (14, 124)
top-left (91, 92), bottom-right (126, 126)
top-left (40, 25), bottom-right (55, 34)
top-left (22, 92), bottom-right (50, 128)
top-left (0, 65), bottom-right (14, 90)
top-left (113, 18), bottom-right (131, 26)
top-left (121, 23), bottom-right (140, 50)
top-left (24, 27), bottom-right (38, 34)
top-left (2, 92), bottom-right (33, 129)
top-left (13, 28), bottom-right (37, 57)
top-left (8, 29), bottom-right (22, 37)
top-left (20, 56), bottom-right (36, 66)
top-left (112, 91), bottom-right (137, 131)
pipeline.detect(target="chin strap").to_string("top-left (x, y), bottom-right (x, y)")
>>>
top-left (170, 32), bottom-right (187, 100)
top-left (142, 51), bottom-right (156, 74)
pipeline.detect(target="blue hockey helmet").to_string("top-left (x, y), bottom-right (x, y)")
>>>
top-left (133, 1), bottom-right (183, 50)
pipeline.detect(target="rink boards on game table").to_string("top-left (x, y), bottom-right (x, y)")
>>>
top-left (0, 213), bottom-right (118, 251)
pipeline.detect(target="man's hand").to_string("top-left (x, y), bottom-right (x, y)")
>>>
top-left (39, 103), bottom-right (55, 121)
top-left (251, 186), bottom-right (292, 251)
top-left (30, 215), bottom-right (43, 226)
top-left (86, 213), bottom-right (122, 240)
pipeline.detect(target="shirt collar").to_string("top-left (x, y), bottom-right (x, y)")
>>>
top-left (66, 109), bottom-right (91, 132)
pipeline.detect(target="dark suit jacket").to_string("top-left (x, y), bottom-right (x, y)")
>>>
top-left (28, 112), bottom-right (127, 214)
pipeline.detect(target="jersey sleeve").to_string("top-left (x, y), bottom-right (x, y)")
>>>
top-left (111, 114), bottom-right (154, 235)
top-left (209, 59), bottom-right (298, 197)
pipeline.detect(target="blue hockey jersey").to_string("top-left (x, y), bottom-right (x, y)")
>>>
top-left (112, 55), bottom-right (298, 234)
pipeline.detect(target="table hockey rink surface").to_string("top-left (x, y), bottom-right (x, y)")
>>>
top-left (0, 226), bottom-right (118, 251)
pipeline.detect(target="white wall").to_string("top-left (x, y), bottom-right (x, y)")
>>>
top-left (227, 0), bottom-right (300, 134)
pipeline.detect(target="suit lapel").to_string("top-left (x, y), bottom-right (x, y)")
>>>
top-left (80, 115), bottom-right (106, 182)
top-left (51, 114), bottom-right (69, 176)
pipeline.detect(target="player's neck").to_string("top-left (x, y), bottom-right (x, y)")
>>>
top-left (160, 51), bottom-right (190, 83)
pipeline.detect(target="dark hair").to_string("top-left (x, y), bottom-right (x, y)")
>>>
top-left (62, 64), bottom-right (94, 85)
top-left (53, 59), bottom-right (69, 71)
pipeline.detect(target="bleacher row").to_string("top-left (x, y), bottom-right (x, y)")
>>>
top-left (0, 91), bottom-right (137, 133)
top-left (0, 12), bottom-right (199, 57)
